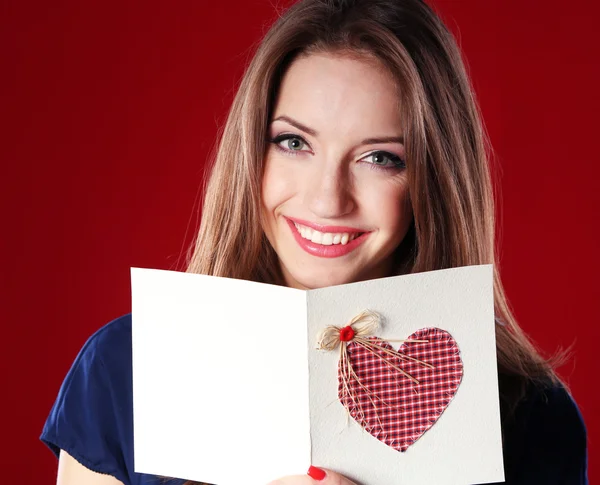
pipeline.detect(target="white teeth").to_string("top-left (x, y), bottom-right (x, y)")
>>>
top-left (293, 222), bottom-right (362, 246)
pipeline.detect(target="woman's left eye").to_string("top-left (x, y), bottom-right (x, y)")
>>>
top-left (363, 151), bottom-right (406, 170)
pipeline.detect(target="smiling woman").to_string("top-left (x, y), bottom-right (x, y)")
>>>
top-left (40, 0), bottom-right (588, 484)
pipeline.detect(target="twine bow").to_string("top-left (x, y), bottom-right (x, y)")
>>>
top-left (317, 309), bottom-right (434, 385)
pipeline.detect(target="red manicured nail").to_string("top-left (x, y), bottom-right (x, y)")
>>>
top-left (308, 465), bottom-right (326, 481)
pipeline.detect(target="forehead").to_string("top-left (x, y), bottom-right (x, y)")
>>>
top-left (272, 52), bottom-right (403, 135)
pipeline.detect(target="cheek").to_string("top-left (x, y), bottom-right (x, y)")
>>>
top-left (261, 155), bottom-right (296, 215)
top-left (361, 177), bottom-right (411, 230)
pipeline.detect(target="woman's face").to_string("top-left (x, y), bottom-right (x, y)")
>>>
top-left (261, 52), bottom-right (413, 290)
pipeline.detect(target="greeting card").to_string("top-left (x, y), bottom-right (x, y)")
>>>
top-left (131, 264), bottom-right (504, 485)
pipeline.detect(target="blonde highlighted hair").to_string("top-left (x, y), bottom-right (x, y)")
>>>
top-left (182, 3), bottom-right (565, 481)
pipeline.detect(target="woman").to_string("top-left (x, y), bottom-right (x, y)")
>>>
top-left (40, 0), bottom-right (588, 484)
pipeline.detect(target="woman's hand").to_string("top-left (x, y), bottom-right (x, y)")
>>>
top-left (268, 466), bottom-right (358, 485)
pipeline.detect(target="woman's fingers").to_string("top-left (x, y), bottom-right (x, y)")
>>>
top-left (267, 466), bottom-right (359, 485)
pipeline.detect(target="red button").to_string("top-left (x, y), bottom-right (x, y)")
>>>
top-left (339, 325), bottom-right (355, 342)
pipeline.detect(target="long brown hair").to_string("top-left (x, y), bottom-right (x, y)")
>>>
top-left (181, 1), bottom-right (565, 481)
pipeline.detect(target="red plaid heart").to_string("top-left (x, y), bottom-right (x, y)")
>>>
top-left (338, 327), bottom-right (463, 452)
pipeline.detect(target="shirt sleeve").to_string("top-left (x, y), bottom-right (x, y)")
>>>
top-left (501, 383), bottom-right (588, 485)
top-left (40, 317), bottom-right (131, 485)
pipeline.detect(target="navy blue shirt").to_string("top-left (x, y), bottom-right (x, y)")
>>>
top-left (40, 313), bottom-right (588, 484)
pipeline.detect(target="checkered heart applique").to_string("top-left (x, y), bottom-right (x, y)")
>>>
top-left (340, 327), bottom-right (463, 451)
top-left (318, 310), bottom-right (463, 452)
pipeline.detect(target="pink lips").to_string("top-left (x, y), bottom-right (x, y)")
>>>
top-left (286, 217), bottom-right (370, 258)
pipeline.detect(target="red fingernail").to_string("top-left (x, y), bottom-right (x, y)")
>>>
top-left (308, 465), bottom-right (326, 481)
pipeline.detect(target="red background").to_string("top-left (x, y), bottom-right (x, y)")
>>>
top-left (2, 0), bottom-right (598, 481)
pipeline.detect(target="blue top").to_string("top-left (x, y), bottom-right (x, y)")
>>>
top-left (40, 313), bottom-right (588, 485)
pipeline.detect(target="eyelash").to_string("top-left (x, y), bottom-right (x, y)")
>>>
top-left (269, 133), bottom-right (406, 171)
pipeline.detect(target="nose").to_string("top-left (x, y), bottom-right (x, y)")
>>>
top-left (305, 161), bottom-right (356, 219)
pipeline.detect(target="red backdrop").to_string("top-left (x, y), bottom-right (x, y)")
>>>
top-left (2, 0), bottom-right (597, 481)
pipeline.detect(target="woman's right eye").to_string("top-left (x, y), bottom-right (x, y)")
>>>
top-left (271, 134), bottom-right (310, 154)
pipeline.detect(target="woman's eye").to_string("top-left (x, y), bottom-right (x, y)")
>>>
top-left (364, 151), bottom-right (406, 170)
top-left (271, 134), bottom-right (309, 153)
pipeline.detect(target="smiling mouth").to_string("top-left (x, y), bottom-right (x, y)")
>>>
top-left (286, 218), bottom-right (370, 258)
top-left (292, 220), bottom-right (364, 246)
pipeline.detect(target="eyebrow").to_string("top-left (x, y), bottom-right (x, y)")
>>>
top-left (272, 115), bottom-right (404, 145)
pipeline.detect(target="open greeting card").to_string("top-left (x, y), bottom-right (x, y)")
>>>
top-left (131, 264), bottom-right (504, 485)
